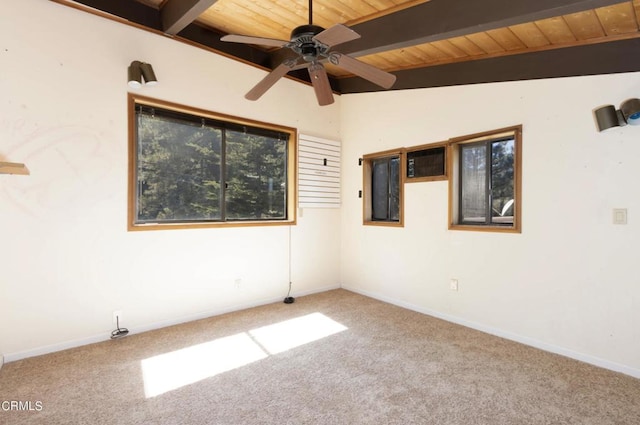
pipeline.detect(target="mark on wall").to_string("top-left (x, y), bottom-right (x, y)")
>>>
top-left (1, 119), bottom-right (118, 219)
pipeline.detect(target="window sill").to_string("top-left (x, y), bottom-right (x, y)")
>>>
top-left (129, 219), bottom-right (296, 231)
top-left (363, 220), bottom-right (404, 228)
top-left (405, 174), bottom-right (447, 183)
top-left (448, 223), bottom-right (520, 233)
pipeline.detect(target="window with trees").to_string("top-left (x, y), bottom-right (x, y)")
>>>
top-left (448, 125), bottom-right (522, 232)
top-left (362, 150), bottom-right (403, 226)
top-left (128, 94), bottom-right (296, 230)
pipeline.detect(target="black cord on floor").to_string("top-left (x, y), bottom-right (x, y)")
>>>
top-left (284, 281), bottom-right (295, 304)
top-left (110, 316), bottom-right (129, 339)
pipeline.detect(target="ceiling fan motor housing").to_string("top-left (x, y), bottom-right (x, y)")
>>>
top-left (290, 24), bottom-right (324, 40)
top-left (290, 24), bottom-right (326, 61)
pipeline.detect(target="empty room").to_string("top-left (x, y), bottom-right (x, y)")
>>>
top-left (1, 0), bottom-right (640, 424)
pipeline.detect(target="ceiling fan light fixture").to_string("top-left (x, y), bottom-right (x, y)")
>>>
top-left (301, 45), bottom-right (318, 62)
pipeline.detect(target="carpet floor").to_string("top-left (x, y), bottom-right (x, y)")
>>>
top-left (1, 289), bottom-right (639, 424)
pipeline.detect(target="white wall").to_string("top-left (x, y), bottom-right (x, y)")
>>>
top-left (0, 0), bottom-right (341, 359)
top-left (340, 73), bottom-right (640, 377)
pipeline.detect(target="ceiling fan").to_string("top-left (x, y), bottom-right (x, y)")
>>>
top-left (220, 0), bottom-right (397, 106)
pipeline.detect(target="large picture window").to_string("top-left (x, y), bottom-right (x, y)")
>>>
top-left (128, 95), bottom-right (296, 230)
top-left (449, 125), bottom-right (522, 232)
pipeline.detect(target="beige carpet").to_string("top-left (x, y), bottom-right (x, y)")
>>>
top-left (1, 289), bottom-right (639, 425)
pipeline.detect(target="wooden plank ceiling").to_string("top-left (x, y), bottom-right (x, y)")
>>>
top-left (53, 0), bottom-right (640, 93)
top-left (194, 0), bottom-right (640, 77)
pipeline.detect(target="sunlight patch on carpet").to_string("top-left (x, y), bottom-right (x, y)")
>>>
top-left (141, 333), bottom-right (268, 398)
top-left (249, 312), bottom-right (348, 355)
top-left (141, 313), bottom-right (348, 397)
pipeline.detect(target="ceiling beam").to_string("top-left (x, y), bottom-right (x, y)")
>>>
top-left (338, 0), bottom-right (628, 57)
top-left (337, 37), bottom-right (640, 93)
top-left (55, 0), bottom-right (162, 30)
top-left (177, 24), bottom-right (273, 68)
top-left (53, 1), bottom-right (271, 71)
top-left (161, 0), bottom-right (219, 35)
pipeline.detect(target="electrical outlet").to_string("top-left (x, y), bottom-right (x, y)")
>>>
top-left (113, 310), bottom-right (123, 325)
top-left (234, 278), bottom-right (241, 289)
top-left (450, 279), bottom-right (459, 291)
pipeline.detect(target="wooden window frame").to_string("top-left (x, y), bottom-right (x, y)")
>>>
top-left (128, 94), bottom-right (297, 231)
top-left (448, 125), bottom-right (522, 233)
top-left (362, 148), bottom-right (405, 227)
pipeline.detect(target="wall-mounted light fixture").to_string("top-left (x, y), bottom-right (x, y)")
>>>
top-left (594, 98), bottom-right (640, 132)
top-left (128, 61), bottom-right (158, 88)
top-left (620, 98), bottom-right (640, 125)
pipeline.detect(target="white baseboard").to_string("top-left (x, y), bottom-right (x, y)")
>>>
top-left (4, 284), bottom-right (340, 363)
top-left (0, 354), bottom-right (4, 371)
top-left (342, 285), bottom-right (640, 380)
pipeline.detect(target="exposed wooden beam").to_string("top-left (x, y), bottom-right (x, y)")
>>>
top-left (337, 37), bottom-right (640, 93)
top-left (177, 23), bottom-right (273, 69)
top-left (161, 0), bottom-right (219, 35)
top-left (53, 0), bottom-right (162, 30)
top-left (338, 0), bottom-right (628, 57)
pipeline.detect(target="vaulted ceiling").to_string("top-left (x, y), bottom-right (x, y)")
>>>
top-left (53, 0), bottom-right (640, 94)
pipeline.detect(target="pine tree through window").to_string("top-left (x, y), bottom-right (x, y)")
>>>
top-left (449, 125), bottom-right (522, 233)
top-left (128, 95), bottom-right (296, 230)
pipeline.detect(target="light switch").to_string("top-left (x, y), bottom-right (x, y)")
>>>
top-left (613, 208), bottom-right (627, 225)
top-left (450, 279), bottom-right (459, 291)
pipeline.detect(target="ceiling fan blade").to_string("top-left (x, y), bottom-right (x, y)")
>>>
top-left (221, 34), bottom-right (288, 48)
top-left (330, 52), bottom-right (396, 89)
top-left (308, 63), bottom-right (334, 106)
top-left (312, 24), bottom-right (360, 48)
top-left (245, 61), bottom-right (296, 101)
